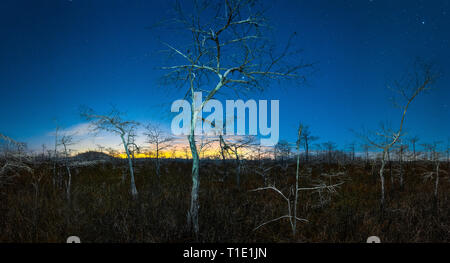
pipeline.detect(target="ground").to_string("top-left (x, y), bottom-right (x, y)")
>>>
top-left (1, 157), bottom-right (448, 242)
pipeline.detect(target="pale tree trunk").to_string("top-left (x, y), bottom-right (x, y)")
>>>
top-left (64, 145), bottom-right (72, 202)
top-left (121, 135), bottom-right (138, 198)
top-left (293, 125), bottom-right (303, 237)
top-left (188, 107), bottom-right (200, 239)
top-left (188, 132), bottom-right (200, 238)
top-left (434, 161), bottom-right (440, 199)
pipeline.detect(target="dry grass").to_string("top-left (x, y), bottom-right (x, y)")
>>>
top-left (0, 159), bottom-right (448, 242)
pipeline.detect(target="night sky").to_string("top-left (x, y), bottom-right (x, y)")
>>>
top-left (0, 0), bottom-right (449, 152)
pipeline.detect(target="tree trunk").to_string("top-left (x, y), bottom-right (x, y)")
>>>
top-left (293, 145), bottom-right (300, 237)
top-left (121, 135), bottom-right (138, 198)
top-left (65, 163), bottom-right (71, 201)
top-left (220, 135), bottom-right (228, 179)
top-left (434, 162), bottom-right (440, 199)
top-left (235, 153), bottom-right (241, 187)
top-left (188, 132), bottom-right (200, 239)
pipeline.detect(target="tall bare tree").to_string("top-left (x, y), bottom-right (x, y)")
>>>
top-left (159, 0), bottom-right (310, 238)
top-left (360, 60), bottom-right (438, 210)
top-left (81, 107), bottom-right (140, 198)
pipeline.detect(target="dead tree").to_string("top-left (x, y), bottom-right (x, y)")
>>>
top-left (252, 124), bottom-right (306, 238)
top-left (227, 135), bottom-right (256, 187)
top-left (322, 141), bottom-right (337, 164)
top-left (359, 60), bottom-right (438, 210)
top-left (218, 134), bottom-right (231, 179)
top-left (0, 134), bottom-right (33, 187)
top-left (361, 143), bottom-right (371, 165)
top-left (348, 142), bottom-right (356, 162)
top-left (59, 133), bottom-right (75, 201)
top-left (125, 126), bottom-right (140, 183)
top-left (81, 107), bottom-right (139, 198)
top-left (409, 136), bottom-right (420, 163)
top-left (144, 124), bottom-right (174, 177)
top-left (197, 135), bottom-right (214, 160)
top-left (421, 142), bottom-right (446, 202)
top-left (251, 125), bottom-right (344, 238)
top-left (275, 140), bottom-right (291, 164)
top-left (293, 124), bottom-right (303, 236)
top-left (96, 144), bottom-right (105, 153)
top-left (301, 125), bottom-right (319, 163)
top-left (159, 0), bottom-right (310, 238)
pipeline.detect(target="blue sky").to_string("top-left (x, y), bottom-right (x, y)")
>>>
top-left (0, 0), bottom-right (449, 152)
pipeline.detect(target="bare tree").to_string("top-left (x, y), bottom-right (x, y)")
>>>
top-left (144, 124), bottom-right (174, 177)
top-left (361, 143), bottom-right (371, 164)
top-left (359, 60), bottom-right (438, 210)
top-left (218, 134), bottom-right (231, 179)
top-left (197, 135), bottom-right (214, 160)
top-left (251, 125), bottom-right (344, 238)
top-left (226, 135), bottom-right (256, 187)
top-left (81, 107), bottom-right (140, 198)
top-left (41, 144), bottom-right (47, 161)
top-left (105, 147), bottom-right (119, 158)
top-left (59, 133), bottom-right (75, 201)
top-left (96, 144), bottom-right (105, 153)
top-left (421, 142), bottom-right (447, 208)
top-left (409, 136), bottom-right (420, 163)
top-left (0, 134), bottom-right (33, 187)
top-left (301, 125), bottom-right (319, 163)
top-left (159, 0), bottom-right (311, 238)
top-left (322, 141), bottom-right (337, 164)
top-left (347, 142), bottom-right (356, 161)
top-left (293, 124), bottom-right (303, 236)
top-left (252, 125), bottom-right (307, 238)
top-left (275, 140), bottom-right (291, 164)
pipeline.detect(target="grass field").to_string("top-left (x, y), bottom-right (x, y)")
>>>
top-left (1, 155), bottom-right (448, 243)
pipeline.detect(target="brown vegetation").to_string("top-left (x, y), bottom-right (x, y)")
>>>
top-left (1, 156), bottom-right (448, 242)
